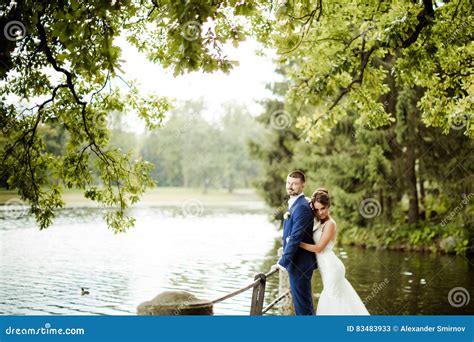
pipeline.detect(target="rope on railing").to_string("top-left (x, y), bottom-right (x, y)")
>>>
top-left (264, 268), bottom-right (279, 278)
top-left (262, 290), bottom-right (290, 314)
top-left (210, 267), bottom-right (280, 306)
top-left (211, 278), bottom-right (261, 304)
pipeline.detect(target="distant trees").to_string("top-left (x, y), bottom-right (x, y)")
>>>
top-left (139, 100), bottom-right (262, 191)
top-left (249, 0), bottom-right (473, 253)
top-left (250, 74), bottom-right (473, 253)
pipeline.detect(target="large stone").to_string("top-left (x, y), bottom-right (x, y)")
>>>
top-left (137, 291), bottom-right (213, 315)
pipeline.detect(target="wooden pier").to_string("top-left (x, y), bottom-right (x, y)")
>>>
top-left (137, 248), bottom-right (293, 315)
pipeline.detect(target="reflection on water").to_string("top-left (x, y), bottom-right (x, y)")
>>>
top-left (0, 205), bottom-right (279, 315)
top-left (263, 242), bottom-right (474, 315)
top-left (1, 206), bottom-right (473, 315)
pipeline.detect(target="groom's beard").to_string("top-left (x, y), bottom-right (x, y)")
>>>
top-left (288, 190), bottom-right (302, 197)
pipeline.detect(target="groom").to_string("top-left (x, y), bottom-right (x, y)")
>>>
top-left (275, 170), bottom-right (317, 315)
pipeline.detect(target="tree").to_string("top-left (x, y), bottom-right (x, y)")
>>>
top-left (251, 73), bottom-right (473, 251)
top-left (1, 0), bottom-right (472, 233)
top-left (248, 0), bottom-right (473, 253)
top-left (0, 0), bottom-right (260, 231)
top-left (260, 0), bottom-right (472, 139)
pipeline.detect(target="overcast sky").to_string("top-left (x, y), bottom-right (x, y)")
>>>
top-left (115, 37), bottom-right (281, 131)
top-left (2, 34), bottom-right (280, 133)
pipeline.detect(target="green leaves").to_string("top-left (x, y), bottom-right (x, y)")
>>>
top-left (2, 0), bottom-right (263, 232)
top-left (1, 0), bottom-right (472, 235)
top-left (264, 0), bottom-right (472, 141)
top-left (126, 92), bottom-right (171, 130)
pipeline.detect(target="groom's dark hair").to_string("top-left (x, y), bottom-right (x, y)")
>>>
top-left (288, 170), bottom-right (306, 183)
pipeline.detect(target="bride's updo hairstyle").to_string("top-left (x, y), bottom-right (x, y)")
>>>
top-left (311, 188), bottom-right (331, 208)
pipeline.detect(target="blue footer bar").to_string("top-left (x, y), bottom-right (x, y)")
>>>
top-left (0, 316), bottom-right (472, 342)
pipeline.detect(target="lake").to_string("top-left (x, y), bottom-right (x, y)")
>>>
top-left (1, 204), bottom-right (473, 315)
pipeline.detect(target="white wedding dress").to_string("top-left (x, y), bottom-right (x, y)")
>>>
top-left (313, 219), bottom-right (370, 315)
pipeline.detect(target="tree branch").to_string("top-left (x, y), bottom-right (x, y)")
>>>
top-left (401, 0), bottom-right (434, 48)
top-left (35, 13), bottom-right (128, 211)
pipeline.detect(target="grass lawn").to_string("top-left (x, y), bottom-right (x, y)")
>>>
top-left (0, 187), bottom-right (264, 207)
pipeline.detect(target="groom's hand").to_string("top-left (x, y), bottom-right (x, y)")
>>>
top-left (271, 262), bottom-right (287, 273)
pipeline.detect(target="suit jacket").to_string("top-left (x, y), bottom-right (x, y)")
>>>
top-left (278, 195), bottom-right (318, 273)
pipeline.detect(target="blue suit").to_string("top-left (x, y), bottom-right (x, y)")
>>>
top-left (278, 194), bottom-right (317, 315)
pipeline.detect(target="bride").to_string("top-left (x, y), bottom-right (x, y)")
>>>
top-left (299, 188), bottom-right (370, 315)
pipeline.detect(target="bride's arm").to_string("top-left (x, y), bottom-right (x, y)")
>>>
top-left (299, 221), bottom-right (336, 253)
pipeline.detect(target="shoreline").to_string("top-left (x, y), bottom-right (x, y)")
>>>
top-left (1, 188), bottom-right (469, 255)
top-left (0, 187), bottom-right (267, 208)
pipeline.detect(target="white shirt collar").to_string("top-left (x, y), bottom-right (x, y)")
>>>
top-left (288, 192), bottom-right (305, 209)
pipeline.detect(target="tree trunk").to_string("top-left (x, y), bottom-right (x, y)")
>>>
top-left (419, 177), bottom-right (426, 220)
top-left (227, 175), bottom-right (234, 193)
top-left (406, 108), bottom-right (419, 224)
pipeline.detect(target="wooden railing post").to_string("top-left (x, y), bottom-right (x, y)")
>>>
top-left (250, 273), bottom-right (266, 315)
top-left (278, 247), bottom-right (293, 315)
